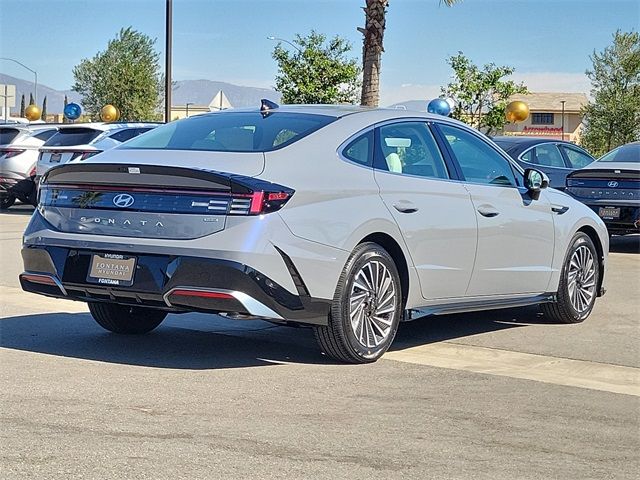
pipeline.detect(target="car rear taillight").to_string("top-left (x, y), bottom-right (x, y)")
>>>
top-left (0, 148), bottom-right (26, 159)
top-left (231, 190), bottom-right (293, 216)
top-left (28, 165), bottom-right (36, 177)
top-left (70, 151), bottom-right (102, 161)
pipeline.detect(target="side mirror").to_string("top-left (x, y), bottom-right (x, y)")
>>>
top-left (524, 168), bottom-right (548, 200)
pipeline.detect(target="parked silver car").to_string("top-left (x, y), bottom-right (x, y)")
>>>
top-left (21, 102), bottom-right (609, 363)
top-left (0, 125), bottom-right (58, 209)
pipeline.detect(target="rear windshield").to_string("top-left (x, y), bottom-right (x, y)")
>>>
top-left (44, 128), bottom-right (102, 147)
top-left (122, 112), bottom-right (335, 152)
top-left (0, 128), bottom-right (21, 145)
top-left (598, 144), bottom-right (640, 163)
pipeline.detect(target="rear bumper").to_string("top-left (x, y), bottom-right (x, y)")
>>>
top-left (20, 246), bottom-right (330, 325)
top-left (582, 203), bottom-right (640, 234)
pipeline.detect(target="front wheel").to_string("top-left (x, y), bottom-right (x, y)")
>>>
top-left (314, 242), bottom-right (403, 364)
top-left (88, 302), bottom-right (167, 334)
top-left (541, 232), bottom-right (599, 323)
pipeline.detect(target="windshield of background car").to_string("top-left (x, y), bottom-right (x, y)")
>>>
top-left (121, 112), bottom-right (336, 152)
top-left (44, 128), bottom-right (103, 147)
top-left (0, 128), bottom-right (21, 145)
top-left (598, 144), bottom-right (640, 163)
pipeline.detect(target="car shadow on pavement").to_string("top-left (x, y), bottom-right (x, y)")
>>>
top-left (609, 234), bottom-right (640, 254)
top-left (0, 305), bottom-right (549, 368)
top-left (392, 305), bottom-right (546, 351)
top-left (0, 311), bottom-right (328, 369)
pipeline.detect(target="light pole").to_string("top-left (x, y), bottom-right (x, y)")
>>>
top-left (267, 36), bottom-right (302, 53)
top-left (0, 57), bottom-right (38, 103)
top-left (560, 100), bottom-right (566, 141)
top-left (185, 102), bottom-right (194, 118)
top-left (164, 0), bottom-right (173, 123)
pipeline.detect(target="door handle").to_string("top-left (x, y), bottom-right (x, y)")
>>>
top-left (551, 205), bottom-right (569, 215)
top-left (393, 202), bottom-right (419, 214)
top-left (477, 206), bottom-right (500, 218)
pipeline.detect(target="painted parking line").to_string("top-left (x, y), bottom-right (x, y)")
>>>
top-left (385, 342), bottom-right (640, 396)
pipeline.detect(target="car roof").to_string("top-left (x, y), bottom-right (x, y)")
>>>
top-left (52, 122), bottom-right (159, 132)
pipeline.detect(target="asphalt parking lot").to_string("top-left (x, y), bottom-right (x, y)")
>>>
top-left (1, 204), bottom-right (639, 479)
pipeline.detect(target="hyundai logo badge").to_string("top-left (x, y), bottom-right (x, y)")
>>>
top-left (607, 181), bottom-right (619, 188)
top-left (113, 193), bottom-right (135, 208)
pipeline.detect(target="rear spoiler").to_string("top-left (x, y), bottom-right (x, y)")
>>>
top-left (567, 169), bottom-right (640, 180)
top-left (41, 162), bottom-right (290, 196)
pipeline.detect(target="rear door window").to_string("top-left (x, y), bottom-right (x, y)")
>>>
top-left (560, 145), bottom-right (594, 168)
top-left (0, 128), bottom-right (21, 145)
top-left (44, 128), bottom-right (102, 147)
top-left (376, 122), bottom-right (450, 179)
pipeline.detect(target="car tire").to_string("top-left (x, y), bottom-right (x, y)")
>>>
top-left (88, 302), bottom-right (167, 334)
top-left (541, 232), bottom-right (599, 324)
top-left (0, 195), bottom-right (16, 210)
top-left (313, 242), bottom-right (403, 364)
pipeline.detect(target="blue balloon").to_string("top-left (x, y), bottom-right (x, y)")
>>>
top-left (427, 98), bottom-right (451, 116)
top-left (64, 103), bottom-right (82, 120)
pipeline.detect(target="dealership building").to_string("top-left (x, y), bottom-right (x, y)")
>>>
top-left (502, 92), bottom-right (588, 143)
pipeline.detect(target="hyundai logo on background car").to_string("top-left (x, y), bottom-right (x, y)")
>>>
top-left (113, 193), bottom-right (135, 208)
top-left (608, 181), bottom-right (619, 188)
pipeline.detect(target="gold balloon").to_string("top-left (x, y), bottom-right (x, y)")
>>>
top-left (24, 104), bottom-right (41, 121)
top-left (100, 104), bottom-right (120, 122)
top-left (505, 101), bottom-right (529, 123)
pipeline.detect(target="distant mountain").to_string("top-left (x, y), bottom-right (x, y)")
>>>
top-left (0, 73), bottom-right (81, 114)
top-left (172, 79), bottom-right (281, 108)
top-left (0, 74), bottom-right (281, 114)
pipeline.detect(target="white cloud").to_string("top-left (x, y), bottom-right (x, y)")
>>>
top-left (509, 72), bottom-right (590, 94)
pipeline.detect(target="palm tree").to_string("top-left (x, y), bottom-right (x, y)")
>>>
top-left (359, 0), bottom-right (458, 107)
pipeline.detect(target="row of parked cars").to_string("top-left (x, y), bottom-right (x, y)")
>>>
top-left (493, 136), bottom-right (639, 236)
top-left (0, 122), bottom-right (157, 209)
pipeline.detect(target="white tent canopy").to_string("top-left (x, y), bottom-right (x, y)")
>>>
top-left (208, 90), bottom-right (233, 111)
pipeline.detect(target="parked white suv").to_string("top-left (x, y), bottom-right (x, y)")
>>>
top-left (0, 125), bottom-right (58, 209)
top-left (35, 122), bottom-right (158, 180)
top-left (21, 103), bottom-right (609, 363)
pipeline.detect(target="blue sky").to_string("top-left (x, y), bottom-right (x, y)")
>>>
top-left (1, 0), bottom-right (638, 104)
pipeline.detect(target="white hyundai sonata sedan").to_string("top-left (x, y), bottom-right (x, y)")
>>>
top-left (21, 102), bottom-right (608, 363)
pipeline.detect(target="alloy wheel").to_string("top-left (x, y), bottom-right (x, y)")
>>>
top-left (567, 245), bottom-right (596, 313)
top-left (349, 259), bottom-right (397, 348)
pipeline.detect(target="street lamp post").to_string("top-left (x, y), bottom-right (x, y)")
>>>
top-left (0, 57), bottom-right (38, 104)
top-left (185, 102), bottom-right (194, 118)
top-left (267, 36), bottom-right (302, 53)
top-left (164, 0), bottom-right (173, 123)
top-left (560, 100), bottom-right (566, 141)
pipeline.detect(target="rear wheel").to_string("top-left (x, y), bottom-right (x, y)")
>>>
top-left (0, 195), bottom-right (16, 210)
top-left (314, 242), bottom-right (403, 363)
top-left (88, 302), bottom-right (167, 334)
top-left (541, 232), bottom-right (599, 323)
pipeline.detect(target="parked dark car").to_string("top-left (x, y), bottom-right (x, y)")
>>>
top-left (566, 141), bottom-right (639, 236)
top-left (493, 136), bottom-right (595, 190)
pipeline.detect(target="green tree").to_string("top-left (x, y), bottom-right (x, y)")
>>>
top-left (441, 52), bottom-right (528, 135)
top-left (359, 0), bottom-right (458, 106)
top-left (29, 93), bottom-right (34, 105)
top-left (19, 94), bottom-right (25, 117)
top-left (272, 31), bottom-right (361, 104)
top-left (63, 95), bottom-right (68, 123)
top-left (72, 27), bottom-right (163, 121)
top-left (581, 30), bottom-right (640, 156)
top-left (41, 96), bottom-right (47, 122)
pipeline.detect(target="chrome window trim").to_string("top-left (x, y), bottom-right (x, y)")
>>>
top-left (517, 142), bottom-right (572, 170)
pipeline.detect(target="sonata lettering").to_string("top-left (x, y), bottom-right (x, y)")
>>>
top-left (79, 217), bottom-right (164, 228)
